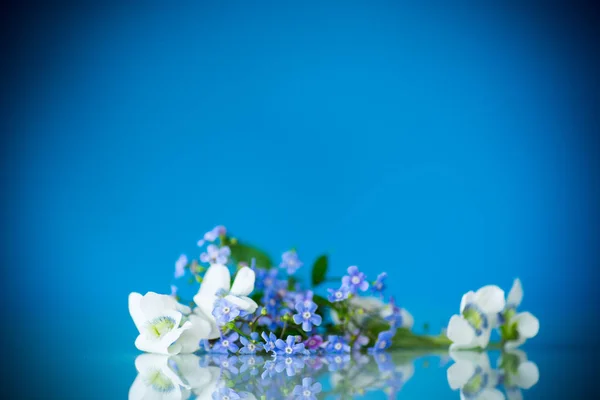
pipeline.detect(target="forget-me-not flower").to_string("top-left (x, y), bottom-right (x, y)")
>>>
top-left (342, 266), bottom-right (369, 293)
top-left (279, 250), bottom-right (303, 274)
top-left (327, 285), bottom-right (350, 303)
top-left (212, 332), bottom-right (239, 354)
top-left (324, 336), bottom-right (350, 353)
top-left (371, 272), bottom-right (387, 295)
top-left (274, 335), bottom-right (308, 356)
top-left (212, 298), bottom-right (240, 325)
top-left (369, 330), bottom-right (394, 353)
top-left (292, 377), bottom-right (322, 400)
top-left (174, 254), bottom-right (187, 278)
top-left (292, 300), bottom-right (322, 332)
top-left (261, 331), bottom-right (278, 353)
top-left (239, 332), bottom-right (260, 354)
top-left (200, 244), bottom-right (231, 265)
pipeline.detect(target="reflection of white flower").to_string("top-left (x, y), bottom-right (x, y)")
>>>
top-left (169, 355), bottom-right (222, 400)
top-left (129, 292), bottom-right (195, 355)
top-left (499, 279), bottom-right (540, 350)
top-left (129, 354), bottom-right (189, 400)
top-left (447, 351), bottom-right (504, 400)
top-left (447, 286), bottom-right (505, 350)
top-left (497, 350), bottom-right (539, 400)
top-left (330, 296), bottom-right (413, 330)
top-left (193, 264), bottom-right (257, 339)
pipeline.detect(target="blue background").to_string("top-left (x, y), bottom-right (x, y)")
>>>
top-left (1, 1), bottom-right (599, 398)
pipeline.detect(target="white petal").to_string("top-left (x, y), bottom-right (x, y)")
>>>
top-left (505, 388), bottom-right (523, 400)
top-left (504, 337), bottom-right (526, 350)
top-left (230, 266), bottom-right (255, 296)
top-left (450, 351), bottom-right (491, 370)
top-left (140, 292), bottom-right (175, 320)
top-left (447, 361), bottom-right (475, 390)
top-left (514, 361), bottom-right (539, 389)
top-left (130, 354), bottom-right (185, 400)
top-left (400, 308), bottom-right (414, 330)
top-left (192, 367), bottom-right (223, 400)
top-left (476, 388), bottom-right (506, 400)
top-left (474, 285), bottom-right (505, 314)
top-left (514, 312), bottom-right (539, 339)
top-left (225, 295), bottom-right (258, 314)
top-left (447, 315), bottom-right (476, 346)
top-left (128, 292), bottom-right (145, 333)
top-left (460, 291), bottom-right (476, 313)
top-left (507, 279), bottom-right (523, 307)
top-left (476, 327), bottom-right (492, 349)
top-left (193, 264), bottom-right (231, 318)
top-left (351, 296), bottom-right (385, 314)
top-left (176, 313), bottom-right (212, 353)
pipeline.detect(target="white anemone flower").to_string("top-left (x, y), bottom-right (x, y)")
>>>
top-left (193, 264), bottom-right (258, 339)
top-left (497, 350), bottom-right (540, 400)
top-left (447, 285), bottom-right (506, 350)
top-left (498, 279), bottom-right (540, 350)
top-left (330, 296), bottom-right (414, 330)
top-left (447, 351), bottom-right (505, 400)
top-left (129, 292), bottom-right (196, 355)
top-left (129, 354), bottom-right (189, 400)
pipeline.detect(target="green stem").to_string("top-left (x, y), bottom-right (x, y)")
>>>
top-left (280, 321), bottom-right (288, 338)
top-left (228, 324), bottom-right (251, 340)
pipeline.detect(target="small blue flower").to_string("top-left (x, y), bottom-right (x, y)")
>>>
top-left (274, 335), bottom-right (308, 356)
top-left (261, 331), bottom-right (278, 353)
top-left (198, 225), bottom-right (226, 247)
top-left (385, 296), bottom-right (404, 329)
top-left (369, 330), bottom-right (394, 353)
top-left (342, 265), bottom-right (369, 293)
top-left (212, 298), bottom-right (241, 325)
top-left (274, 355), bottom-right (306, 377)
top-left (371, 272), bottom-right (387, 295)
top-left (200, 244), bottom-right (231, 264)
top-left (324, 336), bottom-right (350, 353)
top-left (239, 355), bottom-right (264, 375)
top-left (174, 254), bottom-right (187, 278)
top-left (327, 285), bottom-right (350, 302)
top-left (279, 250), bottom-right (303, 275)
top-left (240, 332), bottom-right (260, 354)
top-left (212, 332), bottom-right (240, 354)
top-left (212, 355), bottom-right (239, 374)
top-left (212, 387), bottom-right (241, 400)
top-left (170, 284), bottom-right (178, 297)
top-left (292, 300), bottom-right (322, 332)
top-left (325, 353), bottom-right (351, 372)
top-left (254, 268), bottom-right (279, 292)
top-left (350, 329), bottom-right (370, 351)
top-left (292, 377), bottom-right (322, 400)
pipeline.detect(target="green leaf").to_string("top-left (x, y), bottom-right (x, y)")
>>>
top-left (312, 294), bottom-right (330, 308)
top-left (311, 254), bottom-right (328, 286)
top-left (226, 238), bottom-right (273, 268)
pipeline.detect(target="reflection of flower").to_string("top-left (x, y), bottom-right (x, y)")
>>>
top-left (292, 377), bottom-right (322, 400)
top-left (193, 264), bottom-right (258, 339)
top-left (447, 286), bottom-right (506, 350)
top-left (129, 292), bottom-right (200, 355)
top-left (498, 279), bottom-right (540, 350)
top-left (325, 353), bottom-right (351, 372)
top-left (129, 354), bottom-right (188, 400)
top-left (498, 350), bottom-right (539, 400)
top-left (212, 388), bottom-right (241, 400)
top-left (274, 356), bottom-right (306, 377)
top-left (447, 351), bottom-right (504, 400)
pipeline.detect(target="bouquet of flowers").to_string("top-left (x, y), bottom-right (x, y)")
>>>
top-left (128, 225), bottom-right (539, 357)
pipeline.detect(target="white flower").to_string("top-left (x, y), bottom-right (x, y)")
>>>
top-left (193, 264), bottom-right (258, 339)
top-left (447, 285), bottom-right (506, 350)
top-left (447, 351), bottom-right (505, 400)
top-left (330, 296), bottom-right (414, 330)
top-left (169, 355), bottom-right (222, 400)
top-left (498, 279), bottom-right (540, 350)
top-left (129, 354), bottom-right (189, 400)
top-left (129, 292), bottom-right (197, 355)
top-left (497, 350), bottom-right (540, 400)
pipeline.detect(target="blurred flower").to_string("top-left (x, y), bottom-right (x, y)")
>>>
top-left (498, 350), bottom-right (539, 400)
top-left (213, 355), bottom-right (239, 375)
top-left (342, 266), bottom-right (369, 294)
top-left (447, 285), bottom-right (506, 351)
top-left (254, 268), bottom-right (278, 292)
top-left (240, 332), bottom-right (260, 354)
top-left (174, 254), bottom-right (188, 278)
top-left (371, 272), bottom-right (387, 295)
top-left (170, 285), bottom-right (178, 297)
top-left (212, 387), bottom-right (241, 400)
top-left (197, 225), bottom-right (227, 247)
top-left (292, 300), bottom-right (322, 332)
top-left (350, 330), bottom-right (370, 351)
top-left (498, 279), bottom-right (540, 350)
top-left (212, 298), bottom-right (241, 326)
top-left (128, 354), bottom-right (188, 399)
top-left (212, 332), bottom-right (240, 354)
top-left (293, 377), bottom-right (322, 400)
top-left (304, 335), bottom-right (324, 351)
top-left (327, 285), bottom-right (350, 303)
top-left (369, 330), bottom-right (394, 353)
top-left (280, 250), bottom-right (303, 275)
top-left (193, 264), bottom-right (258, 339)
top-left (128, 292), bottom-right (200, 355)
top-left (325, 353), bottom-right (351, 372)
top-left (324, 336), bottom-right (350, 353)
top-left (274, 335), bottom-right (308, 356)
top-left (239, 354), bottom-right (264, 375)
top-left (274, 356), bottom-right (306, 377)
top-left (200, 244), bottom-right (231, 265)
top-left (447, 351), bottom-right (504, 400)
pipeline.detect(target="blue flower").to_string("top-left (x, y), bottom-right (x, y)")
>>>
top-left (212, 332), bottom-right (240, 354)
top-left (292, 300), bottom-right (322, 332)
top-left (200, 244), bottom-right (231, 264)
top-left (342, 265), bottom-right (369, 293)
top-left (385, 297), bottom-right (404, 329)
top-left (279, 250), bottom-right (303, 275)
top-left (261, 359), bottom-right (279, 380)
top-left (174, 254), bottom-right (187, 278)
top-left (324, 336), bottom-right (350, 353)
top-left (292, 377), bottom-right (322, 400)
top-left (212, 355), bottom-right (239, 374)
top-left (212, 387), bottom-right (241, 400)
top-left (212, 298), bottom-right (241, 325)
top-left (369, 330), bottom-right (394, 353)
top-left (325, 353), bottom-right (351, 372)
top-left (254, 268), bottom-right (278, 291)
top-left (274, 356), bottom-right (306, 377)
top-left (274, 335), bottom-right (308, 356)
top-left (261, 331), bottom-right (278, 353)
top-left (239, 355), bottom-right (264, 375)
top-left (198, 225), bottom-right (226, 247)
top-left (327, 285), bottom-right (350, 302)
top-left (350, 329), bottom-right (370, 351)
top-left (371, 272), bottom-right (387, 295)
top-left (240, 332), bottom-right (260, 354)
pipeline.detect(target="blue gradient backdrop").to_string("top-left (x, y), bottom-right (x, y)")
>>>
top-left (1, 1), bottom-right (599, 397)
